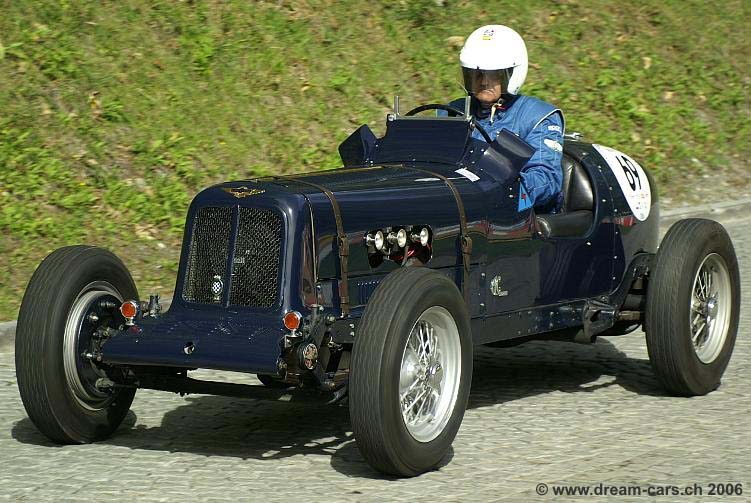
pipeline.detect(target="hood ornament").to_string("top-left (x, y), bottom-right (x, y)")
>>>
top-left (223, 186), bottom-right (265, 199)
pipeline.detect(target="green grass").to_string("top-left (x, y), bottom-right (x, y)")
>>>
top-left (1, 0), bottom-right (749, 320)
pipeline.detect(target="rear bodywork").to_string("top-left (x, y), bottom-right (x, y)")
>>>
top-left (100, 110), bottom-right (659, 383)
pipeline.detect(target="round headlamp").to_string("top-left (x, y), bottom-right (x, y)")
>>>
top-left (419, 227), bottom-right (430, 246)
top-left (374, 230), bottom-right (385, 251)
top-left (396, 228), bottom-right (408, 248)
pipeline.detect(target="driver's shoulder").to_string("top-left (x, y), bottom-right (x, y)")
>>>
top-left (514, 95), bottom-right (559, 116)
top-left (513, 95), bottom-right (564, 130)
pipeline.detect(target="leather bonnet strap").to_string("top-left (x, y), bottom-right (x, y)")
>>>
top-left (283, 177), bottom-right (351, 317)
top-left (393, 166), bottom-right (473, 303)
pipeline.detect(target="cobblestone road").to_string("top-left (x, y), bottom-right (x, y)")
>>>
top-left (1, 219), bottom-right (749, 502)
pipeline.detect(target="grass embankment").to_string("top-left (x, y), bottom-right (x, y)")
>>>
top-left (1, 0), bottom-right (749, 320)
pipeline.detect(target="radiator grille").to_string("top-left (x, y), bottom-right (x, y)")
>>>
top-left (182, 206), bottom-right (283, 308)
top-left (229, 207), bottom-right (283, 307)
top-left (182, 207), bottom-right (233, 304)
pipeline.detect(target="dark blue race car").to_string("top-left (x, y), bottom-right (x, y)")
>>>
top-left (15, 99), bottom-right (741, 477)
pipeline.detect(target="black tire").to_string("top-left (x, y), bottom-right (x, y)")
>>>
top-left (645, 219), bottom-right (740, 396)
top-left (349, 267), bottom-right (472, 477)
top-left (15, 245), bottom-right (138, 443)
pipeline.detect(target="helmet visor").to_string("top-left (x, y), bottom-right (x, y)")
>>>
top-left (462, 67), bottom-right (512, 96)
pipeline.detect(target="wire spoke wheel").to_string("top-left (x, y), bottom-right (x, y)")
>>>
top-left (399, 307), bottom-right (461, 443)
top-left (645, 219), bottom-right (740, 396)
top-left (349, 267), bottom-right (472, 476)
top-left (689, 254), bottom-right (732, 363)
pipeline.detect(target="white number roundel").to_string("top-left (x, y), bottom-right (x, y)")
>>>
top-left (593, 144), bottom-right (651, 221)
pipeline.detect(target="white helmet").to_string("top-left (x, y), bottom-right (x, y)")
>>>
top-left (459, 25), bottom-right (528, 96)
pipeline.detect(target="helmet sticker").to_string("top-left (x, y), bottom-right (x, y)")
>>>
top-left (482, 28), bottom-right (495, 40)
top-left (593, 144), bottom-right (651, 221)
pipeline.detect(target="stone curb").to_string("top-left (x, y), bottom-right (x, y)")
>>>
top-left (659, 197), bottom-right (751, 229)
top-left (0, 321), bottom-right (16, 350)
top-left (2, 198), bottom-right (751, 348)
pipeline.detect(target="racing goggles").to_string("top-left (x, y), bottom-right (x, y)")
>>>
top-left (462, 67), bottom-right (512, 94)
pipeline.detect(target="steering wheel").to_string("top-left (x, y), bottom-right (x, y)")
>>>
top-left (403, 103), bottom-right (493, 143)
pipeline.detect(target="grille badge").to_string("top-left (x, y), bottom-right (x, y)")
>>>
top-left (222, 186), bottom-right (266, 198)
top-left (211, 275), bottom-right (224, 301)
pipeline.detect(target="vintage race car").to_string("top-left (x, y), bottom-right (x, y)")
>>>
top-left (16, 99), bottom-right (741, 477)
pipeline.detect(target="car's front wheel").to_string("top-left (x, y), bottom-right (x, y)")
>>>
top-left (645, 219), bottom-right (740, 396)
top-left (349, 267), bottom-right (472, 477)
top-left (15, 246), bottom-right (138, 443)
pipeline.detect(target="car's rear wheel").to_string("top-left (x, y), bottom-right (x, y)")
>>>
top-left (16, 246), bottom-right (138, 443)
top-left (645, 219), bottom-right (740, 396)
top-left (349, 267), bottom-right (472, 477)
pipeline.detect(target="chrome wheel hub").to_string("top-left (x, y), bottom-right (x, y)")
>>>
top-left (706, 297), bottom-right (718, 318)
top-left (690, 254), bottom-right (732, 364)
top-left (427, 362), bottom-right (443, 387)
top-left (399, 306), bottom-right (461, 443)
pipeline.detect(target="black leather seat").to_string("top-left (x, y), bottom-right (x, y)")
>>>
top-left (536, 154), bottom-right (594, 238)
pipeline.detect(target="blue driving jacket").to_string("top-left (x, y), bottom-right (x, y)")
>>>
top-left (442, 95), bottom-right (565, 210)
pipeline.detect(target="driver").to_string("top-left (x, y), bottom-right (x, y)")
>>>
top-left (443, 25), bottom-right (565, 211)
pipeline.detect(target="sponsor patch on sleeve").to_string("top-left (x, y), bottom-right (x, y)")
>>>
top-left (547, 125), bottom-right (562, 133)
top-left (544, 138), bottom-right (563, 152)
